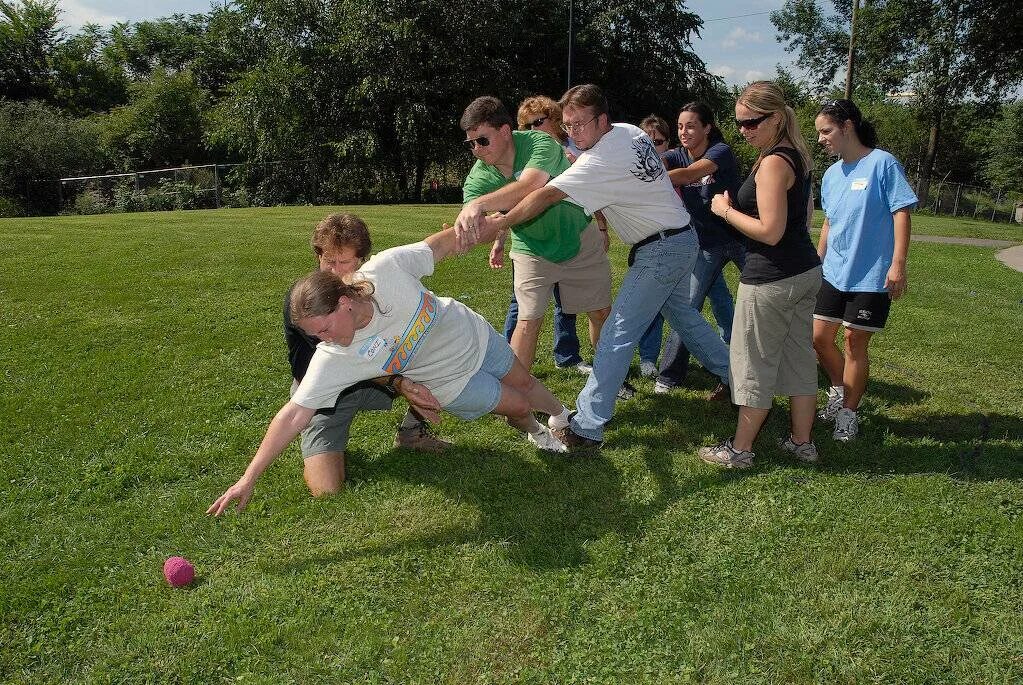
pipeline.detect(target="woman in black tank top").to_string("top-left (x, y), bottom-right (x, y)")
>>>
top-left (697, 80), bottom-right (823, 470)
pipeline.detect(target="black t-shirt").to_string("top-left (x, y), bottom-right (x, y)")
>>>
top-left (735, 146), bottom-right (820, 285)
top-left (663, 141), bottom-right (743, 249)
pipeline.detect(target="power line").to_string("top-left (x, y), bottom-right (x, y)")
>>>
top-left (702, 10), bottom-right (773, 22)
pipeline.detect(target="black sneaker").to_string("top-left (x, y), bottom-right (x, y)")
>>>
top-left (617, 381), bottom-right (637, 400)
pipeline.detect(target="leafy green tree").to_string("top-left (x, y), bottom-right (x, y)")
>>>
top-left (50, 24), bottom-right (128, 115)
top-left (0, 0), bottom-right (63, 101)
top-left (0, 99), bottom-right (106, 212)
top-left (978, 101), bottom-right (1023, 195)
top-left (102, 68), bottom-right (209, 169)
top-left (771, 0), bottom-right (1023, 204)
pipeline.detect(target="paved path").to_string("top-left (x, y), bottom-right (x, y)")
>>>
top-left (909, 234), bottom-right (1023, 274)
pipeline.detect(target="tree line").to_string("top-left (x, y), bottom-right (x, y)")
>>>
top-left (1, 0), bottom-right (1021, 217)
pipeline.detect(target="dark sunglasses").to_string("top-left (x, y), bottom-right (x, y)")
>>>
top-left (527, 116), bottom-right (548, 129)
top-left (735, 113), bottom-right (772, 130)
top-left (462, 136), bottom-right (490, 150)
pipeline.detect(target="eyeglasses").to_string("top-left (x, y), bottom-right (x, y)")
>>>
top-left (735, 113), bottom-right (772, 130)
top-left (527, 116), bottom-right (547, 129)
top-left (462, 136), bottom-right (490, 150)
top-left (561, 114), bottom-right (598, 134)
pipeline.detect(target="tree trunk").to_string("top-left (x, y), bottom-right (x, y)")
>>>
top-left (413, 155), bottom-right (426, 203)
top-left (916, 109), bottom-right (942, 208)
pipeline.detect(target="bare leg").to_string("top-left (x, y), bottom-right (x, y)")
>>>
top-left (586, 306), bottom-right (612, 349)
top-left (733, 406), bottom-right (770, 452)
top-left (490, 383), bottom-right (541, 434)
top-left (789, 395), bottom-right (816, 443)
top-left (501, 355), bottom-right (567, 417)
top-left (510, 317), bottom-right (544, 370)
top-left (842, 327), bottom-right (874, 409)
top-left (813, 318), bottom-right (844, 386)
top-left (303, 451), bottom-right (344, 497)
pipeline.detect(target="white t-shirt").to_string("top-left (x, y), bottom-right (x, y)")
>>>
top-left (291, 242), bottom-right (492, 409)
top-left (549, 123), bottom-right (691, 244)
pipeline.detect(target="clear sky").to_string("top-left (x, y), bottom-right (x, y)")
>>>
top-left (58, 0), bottom-right (802, 88)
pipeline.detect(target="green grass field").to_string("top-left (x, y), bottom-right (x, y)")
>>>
top-left (2, 205), bottom-right (1022, 684)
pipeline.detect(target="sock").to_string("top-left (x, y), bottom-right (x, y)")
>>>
top-left (548, 407), bottom-right (570, 430)
top-left (399, 410), bottom-right (422, 430)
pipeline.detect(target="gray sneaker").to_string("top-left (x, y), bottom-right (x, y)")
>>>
top-left (698, 440), bottom-right (754, 469)
top-left (653, 380), bottom-right (673, 395)
top-left (779, 436), bottom-right (819, 463)
top-left (833, 408), bottom-right (859, 442)
top-left (818, 385), bottom-right (844, 421)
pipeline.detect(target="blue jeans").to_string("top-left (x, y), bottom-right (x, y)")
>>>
top-left (503, 281), bottom-right (582, 367)
top-left (571, 229), bottom-right (730, 441)
top-left (657, 242), bottom-right (747, 387)
top-left (638, 313), bottom-right (664, 365)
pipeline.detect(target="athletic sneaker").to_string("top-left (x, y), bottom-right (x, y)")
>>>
top-left (394, 424), bottom-right (452, 452)
top-left (640, 361), bottom-right (658, 378)
top-left (698, 440), bottom-right (754, 469)
top-left (818, 385), bottom-right (845, 421)
top-left (779, 436), bottom-right (819, 463)
top-left (707, 382), bottom-right (730, 402)
top-left (653, 380), bottom-right (673, 395)
top-left (617, 380), bottom-right (637, 400)
top-left (833, 408), bottom-right (859, 442)
top-left (528, 425), bottom-right (568, 453)
top-left (556, 360), bottom-right (593, 374)
top-left (552, 425), bottom-right (602, 453)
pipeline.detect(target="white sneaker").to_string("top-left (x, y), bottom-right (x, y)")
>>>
top-left (833, 408), bottom-right (859, 442)
top-left (528, 426), bottom-right (568, 453)
top-left (653, 380), bottom-right (673, 394)
top-left (818, 385), bottom-right (845, 421)
top-left (640, 361), bottom-right (657, 377)
top-left (573, 361), bottom-right (593, 374)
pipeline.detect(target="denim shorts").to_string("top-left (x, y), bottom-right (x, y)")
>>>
top-left (443, 326), bottom-right (515, 420)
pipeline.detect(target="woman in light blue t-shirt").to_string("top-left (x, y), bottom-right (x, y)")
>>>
top-left (812, 99), bottom-right (918, 443)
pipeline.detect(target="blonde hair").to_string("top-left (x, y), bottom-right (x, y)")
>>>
top-left (517, 95), bottom-right (567, 144)
top-left (289, 270), bottom-right (378, 322)
top-left (737, 80), bottom-right (813, 174)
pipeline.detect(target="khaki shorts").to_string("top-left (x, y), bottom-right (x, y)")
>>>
top-left (729, 266), bottom-right (822, 409)
top-left (510, 223), bottom-right (612, 320)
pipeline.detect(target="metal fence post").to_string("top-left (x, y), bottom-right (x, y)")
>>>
top-left (213, 164), bottom-right (221, 209)
top-left (952, 183), bottom-right (961, 216)
top-left (992, 189), bottom-right (1001, 222)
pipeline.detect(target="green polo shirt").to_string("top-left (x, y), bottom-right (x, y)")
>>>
top-left (462, 130), bottom-right (591, 263)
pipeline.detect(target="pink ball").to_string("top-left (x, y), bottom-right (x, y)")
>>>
top-left (163, 556), bottom-right (195, 588)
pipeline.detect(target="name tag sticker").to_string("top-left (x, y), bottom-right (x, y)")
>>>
top-left (358, 336), bottom-right (387, 361)
top-left (850, 178), bottom-right (868, 191)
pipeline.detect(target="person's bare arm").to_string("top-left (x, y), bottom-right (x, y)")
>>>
top-left (710, 156), bottom-right (794, 246)
top-left (486, 185), bottom-right (569, 236)
top-left (666, 158), bottom-right (719, 186)
top-left (207, 401), bottom-right (315, 515)
top-left (885, 208), bottom-right (912, 299)
top-left (455, 168), bottom-right (551, 251)
top-left (817, 218), bottom-right (831, 260)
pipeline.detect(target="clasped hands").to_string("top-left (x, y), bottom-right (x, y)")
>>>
top-left (451, 201), bottom-right (508, 255)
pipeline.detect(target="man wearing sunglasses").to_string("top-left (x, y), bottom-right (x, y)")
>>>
top-left (478, 84), bottom-right (730, 451)
top-left (456, 96), bottom-right (612, 373)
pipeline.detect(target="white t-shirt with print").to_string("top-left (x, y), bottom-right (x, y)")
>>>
top-left (548, 123), bottom-right (691, 245)
top-left (291, 242), bottom-right (492, 409)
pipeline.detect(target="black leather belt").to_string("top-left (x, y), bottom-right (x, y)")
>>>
top-left (627, 226), bottom-right (688, 266)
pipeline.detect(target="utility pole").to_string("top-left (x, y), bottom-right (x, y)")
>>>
top-left (844, 0), bottom-right (860, 99)
top-left (567, 0), bottom-right (574, 90)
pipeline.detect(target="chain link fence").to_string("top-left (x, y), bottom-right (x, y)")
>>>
top-left (908, 174), bottom-right (1023, 224)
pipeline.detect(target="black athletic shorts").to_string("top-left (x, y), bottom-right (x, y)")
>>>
top-left (813, 278), bottom-right (891, 331)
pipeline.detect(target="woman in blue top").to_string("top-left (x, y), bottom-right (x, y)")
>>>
top-left (812, 99), bottom-right (917, 443)
top-left (654, 102), bottom-right (745, 399)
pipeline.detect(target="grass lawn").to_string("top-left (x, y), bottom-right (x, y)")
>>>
top-left (810, 209), bottom-right (1023, 242)
top-left (2, 206), bottom-right (1022, 684)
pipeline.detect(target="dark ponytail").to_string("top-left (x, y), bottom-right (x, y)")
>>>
top-left (818, 98), bottom-right (877, 148)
